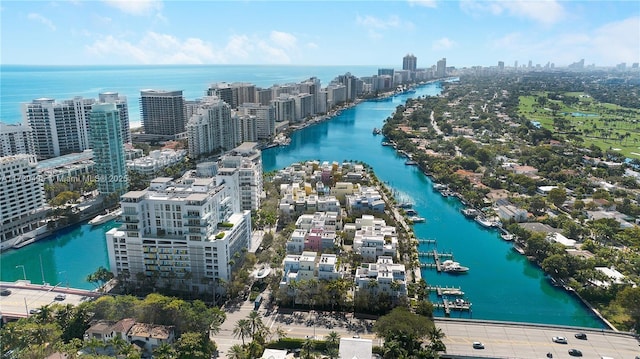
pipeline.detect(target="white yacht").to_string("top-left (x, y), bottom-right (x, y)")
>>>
top-left (89, 209), bottom-right (122, 226)
top-left (442, 260), bottom-right (469, 274)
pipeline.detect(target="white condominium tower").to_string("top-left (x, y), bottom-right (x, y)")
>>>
top-left (105, 173), bottom-right (251, 296)
top-left (218, 142), bottom-right (263, 211)
top-left (186, 96), bottom-right (240, 159)
top-left (21, 93), bottom-right (131, 160)
top-left (0, 122), bottom-right (35, 157)
top-left (0, 155), bottom-right (47, 250)
top-left (98, 92), bottom-right (131, 144)
top-left (89, 103), bottom-right (128, 196)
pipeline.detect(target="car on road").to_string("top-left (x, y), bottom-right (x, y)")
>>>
top-left (472, 342), bottom-right (484, 349)
top-left (0, 288), bottom-right (11, 296)
top-left (552, 336), bottom-right (568, 344)
top-left (574, 332), bottom-right (587, 340)
top-left (54, 294), bottom-right (66, 301)
top-left (568, 349), bottom-right (582, 357)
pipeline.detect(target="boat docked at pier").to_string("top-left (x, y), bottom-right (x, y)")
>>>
top-left (442, 260), bottom-right (469, 274)
top-left (409, 216), bottom-right (426, 223)
top-left (89, 209), bottom-right (122, 226)
top-left (372, 127), bottom-right (382, 135)
top-left (461, 208), bottom-right (478, 218)
top-left (474, 215), bottom-right (496, 228)
top-left (501, 233), bottom-right (515, 241)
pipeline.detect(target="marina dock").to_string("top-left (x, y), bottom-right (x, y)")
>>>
top-left (417, 239), bottom-right (436, 245)
top-left (418, 249), bottom-right (454, 272)
top-left (427, 286), bottom-right (465, 297)
top-left (435, 298), bottom-right (472, 316)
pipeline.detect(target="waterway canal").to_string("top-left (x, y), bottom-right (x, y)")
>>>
top-left (0, 82), bottom-right (605, 328)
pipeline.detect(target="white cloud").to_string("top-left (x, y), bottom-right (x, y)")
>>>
top-left (102, 0), bottom-right (163, 16)
top-left (356, 14), bottom-right (401, 29)
top-left (432, 37), bottom-right (456, 50)
top-left (460, 0), bottom-right (565, 25)
top-left (270, 31), bottom-right (297, 50)
top-left (27, 13), bottom-right (56, 31)
top-left (356, 14), bottom-right (413, 39)
top-left (408, 0), bottom-right (437, 8)
top-left (86, 32), bottom-right (219, 64)
top-left (592, 16), bottom-right (640, 65)
top-left (488, 17), bottom-right (640, 66)
top-left (85, 30), bottom-right (306, 65)
top-left (306, 42), bottom-right (319, 49)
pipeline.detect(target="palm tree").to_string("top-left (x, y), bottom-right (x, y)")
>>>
top-left (302, 337), bottom-right (315, 359)
top-left (247, 310), bottom-right (266, 342)
top-left (85, 337), bottom-right (105, 355)
top-left (153, 342), bottom-right (176, 359)
top-left (383, 339), bottom-right (406, 359)
top-left (232, 319), bottom-right (251, 346)
top-left (324, 331), bottom-right (340, 350)
top-left (226, 344), bottom-right (247, 359)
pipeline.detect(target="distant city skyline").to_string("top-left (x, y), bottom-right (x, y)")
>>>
top-left (1, 1), bottom-right (638, 68)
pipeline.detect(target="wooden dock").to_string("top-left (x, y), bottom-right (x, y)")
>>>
top-left (427, 286), bottom-right (465, 297)
top-left (417, 239), bottom-right (436, 245)
top-left (435, 299), bottom-right (472, 316)
top-left (418, 249), bottom-right (454, 272)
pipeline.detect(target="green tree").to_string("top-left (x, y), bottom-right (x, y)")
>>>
top-left (153, 342), bottom-right (177, 359)
top-left (547, 187), bottom-right (567, 207)
top-left (233, 319), bottom-right (251, 346)
top-left (175, 332), bottom-right (216, 359)
top-left (87, 266), bottom-right (115, 292)
top-left (617, 286), bottom-right (640, 333)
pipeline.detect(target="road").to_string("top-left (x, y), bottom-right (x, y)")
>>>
top-left (213, 295), bottom-right (639, 359)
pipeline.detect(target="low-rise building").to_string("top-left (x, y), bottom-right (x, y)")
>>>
top-left (354, 256), bottom-right (407, 300)
top-left (126, 149), bottom-right (187, 176)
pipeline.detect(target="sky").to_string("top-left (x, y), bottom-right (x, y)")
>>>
top-left (1, 0), bottom-right (639, 68)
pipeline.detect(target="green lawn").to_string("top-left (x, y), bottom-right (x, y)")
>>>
top-left (519, 92), bottom-right (640, 159)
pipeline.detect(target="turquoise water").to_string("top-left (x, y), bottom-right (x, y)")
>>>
top-left (0, 221), bottom-right (119, 290)
top-left (0, 65), bottom-right (605, 327)
top-left (262, 84), bottom-right (605, 328)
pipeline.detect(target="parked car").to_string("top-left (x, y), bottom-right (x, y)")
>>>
top-left (54, 293), bottom-right (66, 301)
top-left (552, 336), bottom-right (568, 344)
top-left (568, 349), bottom-right (583, 357)
top-left (29, 309), bottom-right (41, 315)
top-left (472, 342), bottom-right (485, 349)
top-left (0, 288), bottom-right (11, 296)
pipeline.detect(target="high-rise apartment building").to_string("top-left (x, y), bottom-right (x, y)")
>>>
top-left (22, 94), bottom-right (130, 160)
top-left (436, 58), bottom-right (447, 78)
top-left (105, 173), bottom-right (251, 296)
top-left (0, 122), bottom-right (35, 157)
top-left (0, 154), bottom-right (47, 250)
top-left (89, 103), bottom-right (128, 196)
top-left (207, 82), bottom-right (256, 109)
top-left (140, 90), bottom-right (186, 138)
top-left (237, 103), bottom-right (276, 140)
top-left (186, 97), bottom-right (239, 159)
top-left (218, 142), bottom-right (263, 211)
top-left (271, 95), bottom-right (296, 123)
top-left (22, 97), bottom-right (93, 160)
top-left (98, 92), bottom-right (131, 144)
top-left (403, 54), bottom-right (417, 71)
top-left (498, 61), bottom-right (505, 71)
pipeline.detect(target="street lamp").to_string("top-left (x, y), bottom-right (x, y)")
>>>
top-left (58, 271), bottom-right (68, 289)
top-left (15, 265), bottom-right (26, 280)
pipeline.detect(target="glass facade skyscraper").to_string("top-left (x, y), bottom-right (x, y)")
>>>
top-left (89, 103), bottom-right (128, 196)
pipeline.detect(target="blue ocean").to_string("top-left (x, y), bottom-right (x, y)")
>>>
top-left (0, 65), bottom-right (383, 126)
